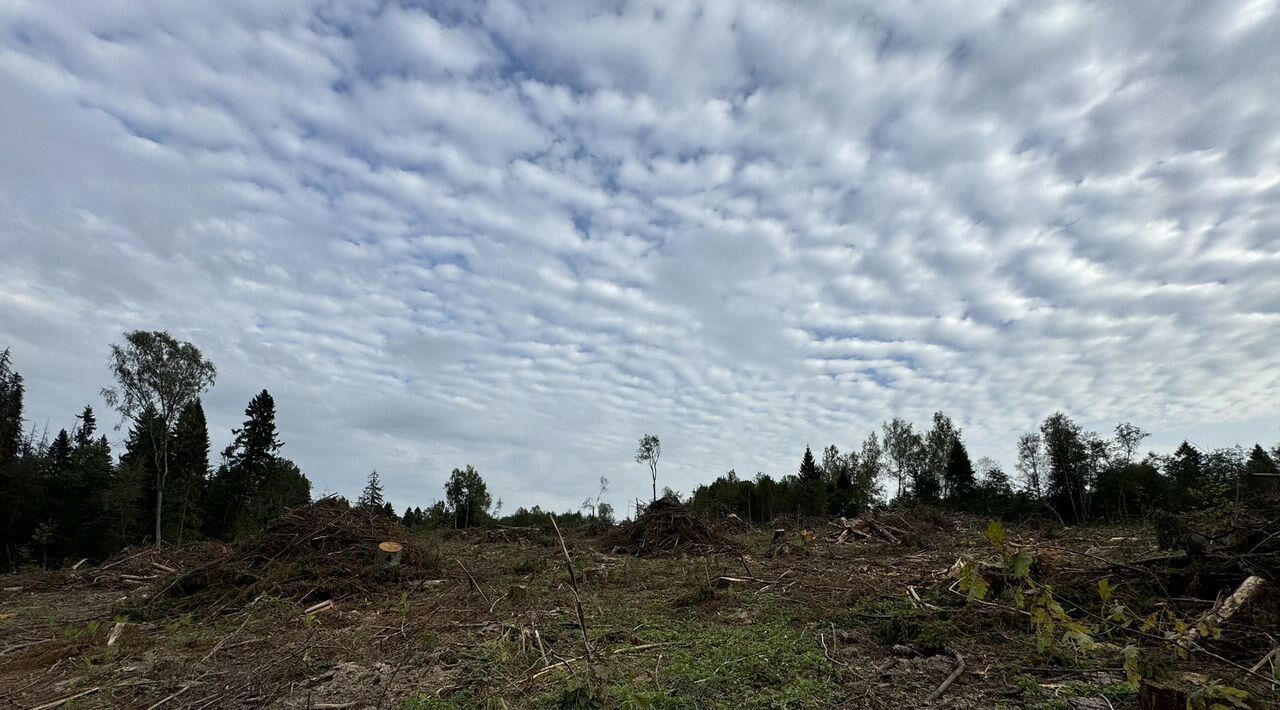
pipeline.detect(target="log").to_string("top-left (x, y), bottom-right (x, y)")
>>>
top-left (1185, 575), bottom-right (1265, 643)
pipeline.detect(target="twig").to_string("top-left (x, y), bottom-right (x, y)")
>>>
top-left (819, 629), bottom-right (848, 668)
top-left (549, 515), bottom-right (594, 666)
top-left (145, 683), bottom-right (193, 710)
top-left (454, 558), bottom-right (489, 605)
top-left (1249, 646), bottom-right (1278, 674)
top-left (925, 652), bottom-right (965, 702)
top-left (30, 687), bottom-right (101, 710)
top-left (529, 642), bottom-right (687, 681)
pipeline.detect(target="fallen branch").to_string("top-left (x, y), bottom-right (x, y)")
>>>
top-left (925, 652), bottom-right (965, 702)
top-left (454, 558), bottom-right (489, 605)
top-left (1184, 575), bottom-right (1265, 643)
top-left (529, 642), bottom-right (685, 681)
top-left (550, 515), bottom-right (594, 666)
top-left (30, 687), bottom-right (101, 710)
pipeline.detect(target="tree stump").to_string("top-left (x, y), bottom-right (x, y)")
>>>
top-left (377, 541), bottom-right (403, 569)
top-left (1139, 680), bottom-right (1186, 710)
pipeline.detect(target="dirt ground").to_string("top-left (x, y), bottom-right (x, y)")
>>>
top-left (1, 508), bottom-right (1276, 709)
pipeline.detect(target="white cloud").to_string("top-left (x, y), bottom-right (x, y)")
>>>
top-left (2, 0), bottom-right (1278, 513)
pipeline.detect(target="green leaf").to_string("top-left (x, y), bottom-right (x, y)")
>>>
top-left (1009, 550), bottom-right (1034, 579)
top-left (1098, 578), bottom-right (1114, 603)
top-left (984, 520), bottom-right (1006, 550)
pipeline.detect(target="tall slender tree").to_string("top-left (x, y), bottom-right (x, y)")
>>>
top-left (102, 331), bottom-right (216, 547)
top-left (636, 434), bottom-right (661, 502)
top-left (925, 412), bottom-right (961, 499)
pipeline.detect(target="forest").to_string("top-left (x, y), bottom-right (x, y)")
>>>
top-left (3, 331), bottom-right (1279, 573)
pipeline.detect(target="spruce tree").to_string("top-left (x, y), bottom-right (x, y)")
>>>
top-left (944, 439), bottom-right (977, 508)
top-left (168, 400), bottom-right (210, 544)
top-left (1165, 442), bottom-right (1203, 509)
top-left (1246, 444), bottom-right (1278, 474)
top-left (798, 446), bottom-right (820, 483)
top-left (358, 470), bottom-right (386, 510)
top-left (207, 390), bottom-right (284, 539)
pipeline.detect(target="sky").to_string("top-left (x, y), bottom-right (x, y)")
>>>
top-left (1, 1), bottom-right (1278, 517)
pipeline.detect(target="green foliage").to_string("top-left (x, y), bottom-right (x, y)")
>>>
top-left (1188, 680), bottom-right (1250, 710)
top-left (444, 465), bottom-right (491, 528)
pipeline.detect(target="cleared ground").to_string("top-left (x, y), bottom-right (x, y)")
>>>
top-left (0, 507), bottom-right (1276, 709)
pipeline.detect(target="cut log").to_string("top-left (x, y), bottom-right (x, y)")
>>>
top-left (1185, 575), bottom-right (1265, 643)
top-left (303, 599), bottom-right (334, 615)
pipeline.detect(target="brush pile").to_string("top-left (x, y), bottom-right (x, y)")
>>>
top-left (607, 497), bottom-right (727, 556)
top-left (154, 498), bottom-right (437, 615)
top-left (1153, 502), bottom-right (1280, 589)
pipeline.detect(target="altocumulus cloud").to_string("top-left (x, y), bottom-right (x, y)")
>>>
top-left (1, 0), bottom-right (1278, 514)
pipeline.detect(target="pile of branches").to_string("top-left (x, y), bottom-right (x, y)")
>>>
top-left (831, 508), bottom-right (957, 546)
top-left (715, 513), bottom-right (753, 534)
top-left (832, 516), bottom-right (903, 545)
top-left (606, 497), bottom-right (728, 556)
top-left (153, 499), bottom-right (437, 615)
top-left (1154, 503), bottom-right (1280, 588)
top-left (83, 543), bottom-right (226, 589)
top-left (471, 526), bottom-right (555, 545)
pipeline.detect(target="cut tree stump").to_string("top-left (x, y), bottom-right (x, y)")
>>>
top-left (1139, 680), bottom-right (1186, 710)
top-left (376, 541), bottom-right (403, 569)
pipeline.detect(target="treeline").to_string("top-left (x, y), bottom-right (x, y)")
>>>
top-left (689, 412), bottom-right (1280, 524)
top-left (366, 466), bottom-right (615, 531)
top-left (0, 339), bottom-right (311, 571)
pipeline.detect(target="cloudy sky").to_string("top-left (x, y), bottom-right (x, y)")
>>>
top-left (1, 1), bottom-right (1278, 515)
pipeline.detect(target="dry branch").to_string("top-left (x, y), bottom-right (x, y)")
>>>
top-left (925, 652), bottom-right (965, 702)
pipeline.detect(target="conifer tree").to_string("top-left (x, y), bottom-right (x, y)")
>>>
top-left (0, 349), bottom-right (23, 467)
top-left (207, 390), bottom-right (283, 538)
top-left (798, 446), bottom-right (820, 483)
top-left (168, 400), bottom-right (210, 544)
top-left (944, 439), bottom-right (977, 508)
top-left (358, 470), bottom-right (386, 510)
top-left (1165, 442), bottom-right (1203, 509)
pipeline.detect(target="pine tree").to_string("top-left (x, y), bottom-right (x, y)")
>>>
top-left (358, 470), bottom-right (385, 510)
top-left (798, 446), bottom-right (820, 483)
